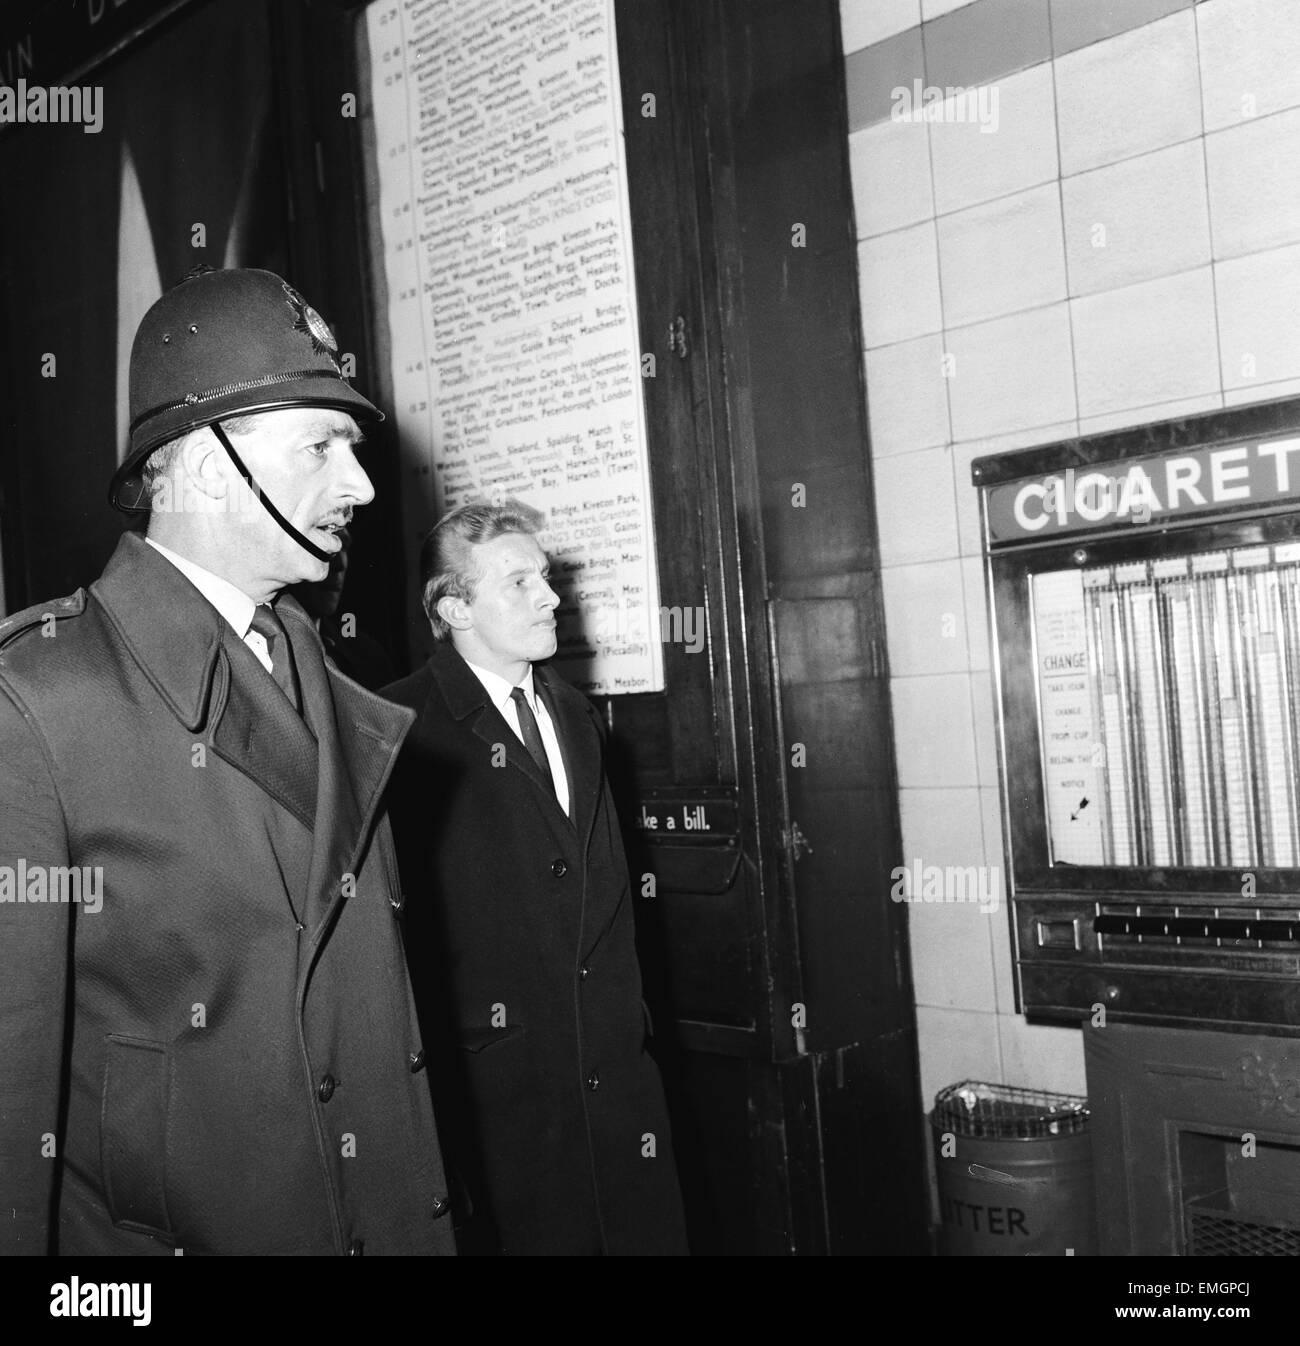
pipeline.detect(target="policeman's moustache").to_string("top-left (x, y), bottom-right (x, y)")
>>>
top-left (210, 420), bottom-right (333, 563)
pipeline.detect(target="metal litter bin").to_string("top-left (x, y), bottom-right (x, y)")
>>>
top-left (930, 1081), bottom-right (1097, 1256)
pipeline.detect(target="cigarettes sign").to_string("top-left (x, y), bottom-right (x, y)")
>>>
top-left (983, 436), bottom-right (1300, 544)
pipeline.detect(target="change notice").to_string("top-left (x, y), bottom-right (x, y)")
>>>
top-left (1031, 569), bottom-right (1104, 866)
top-left (365, 0), bottom-right (664, 694)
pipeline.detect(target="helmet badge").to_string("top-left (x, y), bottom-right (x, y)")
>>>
top-left (282, 281), bottom-right (341, 372)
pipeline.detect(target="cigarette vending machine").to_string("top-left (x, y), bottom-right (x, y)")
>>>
top-left (975, 399), bottom-right (1300, 1036)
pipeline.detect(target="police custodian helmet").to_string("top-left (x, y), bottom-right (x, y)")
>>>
top-left (110, 266), bottom-right (383, 514)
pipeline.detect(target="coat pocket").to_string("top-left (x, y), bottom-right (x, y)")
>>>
top-left (100, 1034), bottom-right (172, 1240)
top-left (458, 1023), bottom-right (526, 1053)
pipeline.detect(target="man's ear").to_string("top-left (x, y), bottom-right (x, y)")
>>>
top-left (436, 593), bottom-right (472, 632)
top-left (177, 426), bottom-right (231, 502)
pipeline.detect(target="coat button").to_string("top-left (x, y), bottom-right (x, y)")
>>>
top-left (579, 964), bottom-right (590, 980)
top-left (347, 1239), bottom-right (364, 1256)
top-left (409, 1049), bottom-right (426, 1073)
top-left (586, 1069), bottom-right (600, 1091)
top-left (318, 1074), bottom-right (337, 1102)
top-left (551, 859), bottom-right (567, 877)
top-left (431, 1195), bottom-right (451, 1219)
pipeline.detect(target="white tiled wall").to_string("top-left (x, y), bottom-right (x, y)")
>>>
top-left (844, 0), bottom-right (1300, 1112)
top-left (944, 303), bottom-right (1076, 440)
top-left (1197, 0), bottom-right (1300, 129)
top-left (1060, 140), bottom-right (1211, 297)
top-left (1071, 267), bottom-right (1219, 420)
top-left (1205, 106), bottom-right (1300, 258)
top-left (937, 183), bottom-right (1066, 328)
top-left (1216, 243), bottom-right (1300, 390)
top-left (840, 0), bottom-right (920, 54)
top-left (927, 65), bottom-right (1058, 214)
top-left (857, 223), bottom-right (943, 347)
top-left (1054, 11), bottom-right (1202, 177)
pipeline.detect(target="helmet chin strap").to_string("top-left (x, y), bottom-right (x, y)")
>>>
top-left (210, 419), bottom-right (333, 564)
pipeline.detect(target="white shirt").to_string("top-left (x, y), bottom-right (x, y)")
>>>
top-left (464, 658), bottom-right (571, 817)
top-left (144, 537), bottom-right (275, 674)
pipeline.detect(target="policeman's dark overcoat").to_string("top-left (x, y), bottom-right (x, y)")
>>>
top-left (0, 533), bottom-right (455, 1255)
top-left (385, 642), bottom-right (687, 1255)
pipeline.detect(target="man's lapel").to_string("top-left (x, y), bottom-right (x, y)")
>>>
top-left (534, 663), bottom-right (601, 846)
top-left (283, 596), bottom-right (415, 936)
top-left (92, 535), bottom-right (414, 939)
top-left (429, 644), bottom-right (575, 831)
top-left (208, 628), bottom-right (320, 831)
top-left (93, 532), bottom-right (319, 830)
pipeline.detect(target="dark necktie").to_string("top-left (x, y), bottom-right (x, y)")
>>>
top-left (249, 604), bottom-right (302, 714)
top-left (510, 686), bottom-right (554, 793)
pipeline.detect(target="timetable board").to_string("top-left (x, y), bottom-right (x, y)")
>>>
top-left (363, 0), bottom-right (663, 693)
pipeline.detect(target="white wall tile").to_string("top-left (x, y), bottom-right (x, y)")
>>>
top-left (945, 303), bottom-right (1077, 441)
top-left (882, 560), bottom-right (970, 676)
top-left (858, 223), bottom-right (943, 348)
top-left (961, 556), bottom-right (991, 673)
top-left (997, 1018), bottom-right (1087, 1095)
top-left (1062, 139), bottom-right (1211, 297)
top-left (840, 0), bottom-right (921, 54)
top-left (1206, 107), bottom-right (1300, 259)
top-left (922, 0), bottom-right (977, 19)
top-left (978, 782), bottom-right (1012, 998)
top-left (983, 787), bottom-right (1018, 1015)
top-left (898, 787), bottom-right (986, 870)
top-left (899, 782), bottom-right (998, 1013)
top-left (979, 784), bottom-right (1008, 878)
top-left (850, 116), bottom-right (934, 238)
top-left (891, 672), bottom-right (979, 786)
top-left (938, 183), bottom-right (1067, 327)
top-left (1071, 267), bottom-right (1219, 418)
top-left (949, 442), bottom-right (988, 558)
top-left (876, 446), bottom-right (961, 564)
top-left (1225, 377), bottom-right (1300, 407)
top-left (908, 890), bottom-right (1000, 1011)
top-left (929, 64), bottom-right (1058, 215)
top-left (898, 796), bottom-right (986, 902)
top-left (915, 1006), bottom-right (1002, 1106)
top-left (866, 335), bottom-right (951, 456)
top-left (970, 668), bottom-right (998, 786)
top-left (1056, 9), bottom-right (1201, 177)
top-left (990, 922), bottom-right (1018, 1016)
top-left (1198, 0), bottom-right (1300, 133)
top-left (1216, 244), bottom-right (1300, 392)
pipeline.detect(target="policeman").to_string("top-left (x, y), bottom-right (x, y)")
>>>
top-left (0, 267), bottom-right (454, 1255)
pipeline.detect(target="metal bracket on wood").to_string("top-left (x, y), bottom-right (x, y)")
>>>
top-left (783, 821), bottom-right (813, 863)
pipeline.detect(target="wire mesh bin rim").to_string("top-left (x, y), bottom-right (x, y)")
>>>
top-left (932, 1080), bottom-right (1090, 1139)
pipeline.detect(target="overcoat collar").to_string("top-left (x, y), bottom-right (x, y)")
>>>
top-left (92, 531), bottom-right (413, 932)
top-left (425, 642), bottom-right (601, 844)
top-left (92, 530), bottom-right (227, 732)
